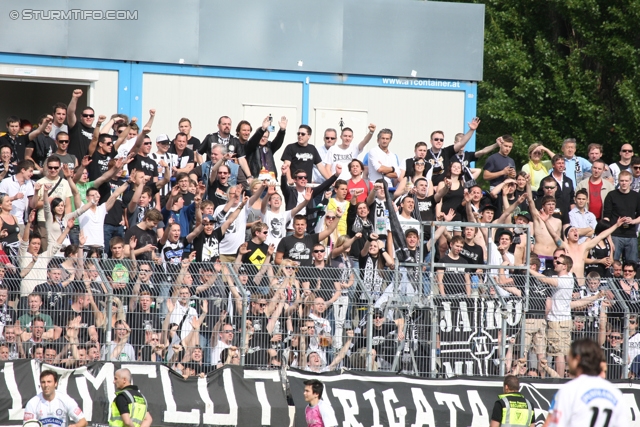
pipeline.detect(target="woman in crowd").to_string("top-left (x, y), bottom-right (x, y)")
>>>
top-left (0, 194), bottom-right (21, 262)
top-left (521, 142), bottom-right (555, 191)
top-left (436, 162), bottom-right (464, 240)
top-left (585, 221), bottom-right (615, 277)
top-left (394, 157), bottom-right (427, 198)
top-left (270, 259), bottom-right (302, 317)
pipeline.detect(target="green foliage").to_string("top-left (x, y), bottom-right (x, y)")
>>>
top-left (447, 0), bottom-right (640, 168)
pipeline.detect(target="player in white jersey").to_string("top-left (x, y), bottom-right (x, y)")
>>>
top-left (23, 370), bottom-right (87, 427)
top-left (546, 338), bottom-right (629, 427)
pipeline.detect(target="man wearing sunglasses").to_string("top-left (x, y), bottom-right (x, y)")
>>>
top-left (53, 132), bottom-right (78, 177)
top-left (529, 254), bottom-right (574, 378)
top-left (33, 156), bottom-right (72, 251)
top-left (281, 125), bottom-right (331, 184)
top-left (609, 144), bottom-right (634, 186)
top-left (425, 118), bottom-right (479, 186)
top-left (66, 89), bottom-right (95, 160)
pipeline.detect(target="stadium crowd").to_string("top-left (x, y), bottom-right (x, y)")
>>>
top-left (0, 88), bottom-right (639, 380)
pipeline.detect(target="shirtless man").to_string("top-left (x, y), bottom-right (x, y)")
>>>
top-left (529, 191), bottom-right (563, 264)
top-left (545, 217), bottom-right (626, 284)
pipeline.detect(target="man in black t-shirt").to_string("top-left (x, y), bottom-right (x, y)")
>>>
top-left (460, 226), bottom-right (484, 271)
top-left (207, 164), bottom-right (231, 209)
top-left (124, 209), bottom-right (163, 261)
top-left (275, 214), bottom-right (340, 268)
top-left (24, 115), bottom-right (56, 174)
top-left (87, 133), bottom-right (114, 182)
top-left (436, 236), bottom-right (471, 295)
top-left (126, 292), bottom-right (161, 354)
top-left (127, 135), bottom-right (159, 181)
top-left (66, 89), bottom-right (95, 160)
top-left (192, 205), bottom-right (245, 263)
top-left (169, 132), bottom-right (195, 175)
top-left (354, 309), bottom-right (403, 369)
top-left (238, 222), bottom-right (272, 290)
top-left (281, 125), bottom-right (330, 184)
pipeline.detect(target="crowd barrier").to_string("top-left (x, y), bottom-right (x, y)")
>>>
top-left (0, 235), bottom-right (636, 380)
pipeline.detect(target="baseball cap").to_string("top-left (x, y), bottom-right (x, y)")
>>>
top-left (202, 214), bottom-right (214, 222)
top-left (515, 211), bottom-right (532, 222)
top-left (405, 228), bottom-right (419, 238)
top-left (480, 204), bottom-right (497, 213)
top-left (156, 134), bottom-right (171, 145)
top-left (495, 228), bottom-right (513, 240)
top-left (373, 309), bottom-right (384, 318)
top-left (238, 266), bottom-right (248, 275)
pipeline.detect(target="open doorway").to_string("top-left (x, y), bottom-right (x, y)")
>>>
top-left (0, 80), bottom-right (89, 132)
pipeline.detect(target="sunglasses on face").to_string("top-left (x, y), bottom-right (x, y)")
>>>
top-left (544, 186), bottom-right (556, 190)
top-left (295, 176), bottom-right (307, 180)
top-left (325, 216), bottom-right (336, 220)
top-left (82, 114), bottom-right (94, 118)
top-left (624, 270), bottom-right (635, 273)
top-left (325, 137), bottom-right (336, 140)
top-left (432, 138), bottom-right (444, 142)
top-left (285, 266), bottom-right (295, 270)
top-left (48, 166), bottom-right (60, 170)
top-left (554, 260), bottom-right (565, 265)
top-left (611, 335), bottom-right (622, 340)
top-left (313, 249), bottom-right (325, 253)
top-left (622, 150), bottom-right (633, 153)
top-left (57, 140), bottom-right (70, 144)
top-left (297, 132), bottom-right (307, 136)
top-left (143, 142), bottom-right (152, 146)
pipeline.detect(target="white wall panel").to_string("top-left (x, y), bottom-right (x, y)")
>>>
top-left (308, 84), bottom-right (465, 165)
top-left (142, 74), bottom-right (303, 147)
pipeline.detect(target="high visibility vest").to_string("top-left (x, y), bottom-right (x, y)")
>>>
top-left (109, 388), bottom-right (148, 427)
top-left (498, 393), bottom-right (533, 427)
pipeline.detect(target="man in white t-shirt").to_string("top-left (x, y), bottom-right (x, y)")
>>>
top-left (367, 128), bottom-right (403, 185)
top-left (79, 184), bottom-right (128, 251)
top-left (325, 124), bottom-right (376, 180)
top-left (546, 338), bottom-right (628, 427)
top-left (312, 128), bottom-right (338, 184)
top-left (213, 186), bottom-right (249, 263)
top-left (303, 379), bottom-right (338, 427)
top-left (530, 254), bottom-right (574, 378)
top-left (211, 322), bottom-right (235, 365)
top-left (260, 182), bottom-right (311, 247)
top-left (0, 159), bottom-right (35, 230)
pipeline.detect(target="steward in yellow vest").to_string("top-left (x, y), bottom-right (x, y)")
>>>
top-left (490, 375), bottom-right (535, 427)
top-left (110, 368), bottom-right (153, 427)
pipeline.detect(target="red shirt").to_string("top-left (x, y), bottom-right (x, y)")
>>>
top-left (588, 180), bottom-right (603, 220)
top-left (347, 179), bottom-right (370, 203)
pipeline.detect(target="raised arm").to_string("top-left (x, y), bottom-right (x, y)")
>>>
top-left (474, 141), bottom-right (499, 158)
top-left (86, 115), bottom-right (108, 157)
top-left (221, 195), bottom-right (248, 234)
top-left (453, 117), bottom-right (480, 152)
top-left (583, 217), bottom-right (625, 252)
top-left (357, 124), bottom-right (376, 152)
top-left (113, 118), bottom-right (136, 151)
top-left (318, 206), bottom-right (342, 242)
top-left (494, 193), bottom-right (526, 224)
top-left (27, 114), bottom-right (52, 143)
top-left (291, 187), bottom-right (313, 216)
top-left (128, 122), bottom-right (152, 157)
top-left (66, 89), bottom-right (82, 129)
top-left (105, 182), bottom-right (129, 211)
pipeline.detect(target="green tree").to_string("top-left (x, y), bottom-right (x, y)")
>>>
top-left (452, 0), bottom-right (640, 168)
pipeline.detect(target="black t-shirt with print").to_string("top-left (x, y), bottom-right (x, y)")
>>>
top-left (124, 225), bottom-right (157, 261)
top-left (276, 233), bottom-right (320, 268)
top-left (68, 122), bottom-right (95, 160)
top-left (281, 143), bottom-right (322, 182)
top-left (207, 180), bottom-right (230, 209)
top-left (192, 227), bottom-right (224, 263)
top-left (436, 255), bottom-right (470, 295)
top-left (88, 150), bottom-right (113, 182)
top-left (127, 155), bottom-right (159, 179)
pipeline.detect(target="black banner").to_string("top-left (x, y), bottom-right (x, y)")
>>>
top-left (289, 369), bottom-right (640, 427)
top-left (438, 296), bottom-right (524, 377)
top-left (0, 361), bottom-right (289, 427)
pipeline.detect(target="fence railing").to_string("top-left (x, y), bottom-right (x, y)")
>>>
top-left (0, 254), bottom-right (636, 380)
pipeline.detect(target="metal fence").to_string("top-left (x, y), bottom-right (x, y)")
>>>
top-left (0, 249), bottom-right (636, 380)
